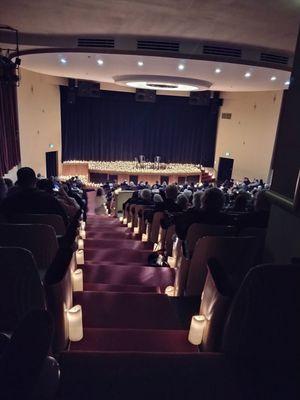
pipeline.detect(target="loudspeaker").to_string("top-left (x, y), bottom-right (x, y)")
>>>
top-left (67, 89), bottom-right (77, 104)
top-left (135, 89), bottom-right (156, 103)
top-left (78, 81), bottom-right (101, 97)
top-left (189, 90), bottom-right (210, 106)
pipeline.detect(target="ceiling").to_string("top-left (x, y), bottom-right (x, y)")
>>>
top-left (19, 52), bottom-right (291, 92)
top-left (1, 0), bottom-right (300, 52)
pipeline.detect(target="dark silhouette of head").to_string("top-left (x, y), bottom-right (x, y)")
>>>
top-left (17, 167), bottom-right (36, 189)
top-left (37, 179), bottom-right (54, 194)
top-left (201, 188), bottom-right (224, 212)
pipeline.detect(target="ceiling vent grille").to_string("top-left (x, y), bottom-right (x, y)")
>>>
top-left (203, 45), bottom-right (241, 58)
top-left (260, 52), bottom-right (289, 65)
top-left (137, 40), bottom-right (179, 52)
top-left (77, 38), bottom-right (115, 48)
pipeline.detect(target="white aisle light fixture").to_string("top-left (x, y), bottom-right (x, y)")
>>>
top-left (72, 268), bottom-right (83, 292)
top-left (76, 249), bottom-right (85, 265)
top-left (164, 286), bottom-right (175, 296)
top-left (67, 305), bottom-right (83, 341)
top-left (188, 315), bottom-right (206, 345)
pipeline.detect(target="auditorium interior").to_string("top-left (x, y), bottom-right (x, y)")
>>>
top-left (1, 1), bottom-right (300, 399)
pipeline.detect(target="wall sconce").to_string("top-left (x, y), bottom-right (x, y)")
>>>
top-left (72, 268), bottom-right (83, 292)
top-left (76, 249), bottom-right (84, 265)
top-left (188, 315), bottom-right (206, 345)
top-left (67, 305), bottom-right (83, 341)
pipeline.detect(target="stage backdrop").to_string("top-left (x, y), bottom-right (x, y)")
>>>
top-left (60, 87), bottom-right (219, 166)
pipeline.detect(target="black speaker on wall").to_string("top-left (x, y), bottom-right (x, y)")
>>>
top-left (135, 89), bottom-right (156, 103)
top-left (67, 79), bottom-right (78, 104)
top-left (78, 80), bottom-right (101, 97)
top-left (189, 90), bottom-right (210, 106)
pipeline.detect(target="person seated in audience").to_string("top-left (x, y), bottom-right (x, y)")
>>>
top-left (175, 188), bottom-right (231, 240)
top-left (153, 193), bottom-right (163, 203)
top-left (138, 188), bottom-right (154, 206)
top-left (3, 178), bottom-right (13, 191)
top-left (228, 191), bottom-right (252, 212)
top-left (0, 167), bottom-right (69, 226)
top-left (238, 190), bottom-right (270, 229)
top-left (155, 184), bottom-right (181, 213)
top-left (94, 187), bottom-right (107, 215)
top-left (176, 193), bottom-right (189, 211)
top-left (152, 181), bottom-right (161, 189)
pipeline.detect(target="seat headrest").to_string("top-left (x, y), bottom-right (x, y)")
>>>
top-left (222, 264), bottom-right (300, 360)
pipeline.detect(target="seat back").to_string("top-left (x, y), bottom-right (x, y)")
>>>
top-left (186, 236), bottom-right (258, 296)
top-left (222, 264), bottom-right (300, 360)
top-left (149, 212), bottom-right (164, 244)
top-left (0, 247), bottom-right (46, 332)
top-left (165, 224), bottom-right (176, 257)
top-left (132, 205), bottom-right (145, 229)
top-left (10, 213), bottom-right (66, 236)
top-left (0, 224), bottom-right (58, 275)
top-left (44, 248), bottom-right (73, 353)
top-left (197, 236), bottom-right (257, 351)
top-left (185, 223), bottom-right (236, 258)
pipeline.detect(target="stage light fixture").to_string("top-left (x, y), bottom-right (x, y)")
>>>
top-left (97, 59), bottom-right (104, 65)
top-left (178, 63), bottom-right (185, 71)
top-left (270, 76), bottom-right (277, 81)
top-left (215, 68), bottom-right (221, 74)
top-left (244, 72), bottom-right (251, 78)
top-left (60, 58), bottom-right (67, 64)
top-left (137, 61), bottom-right (144, 67)
top-left (285, 80), bottom-right (290, 86)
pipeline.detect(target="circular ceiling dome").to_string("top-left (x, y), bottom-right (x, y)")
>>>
top-left (114, 75), bottom-right (212, 91)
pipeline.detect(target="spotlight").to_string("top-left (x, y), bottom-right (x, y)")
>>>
top-left (215, 68), bottom-right (221, 74)
top-left (285, 80), bottom-right (290, 86)
top-left (137, 61), bottom-right (144, 67)
top-left (97, 59), bottom-right (104, 65)
top-left (178, 64), bottom-right (185, 71)
top-left (244, 72), bottom-right (251, 78)
top-left (60, 58), bottom-right (67, 64)
top-left (270, 76), bottom-right (277, 81)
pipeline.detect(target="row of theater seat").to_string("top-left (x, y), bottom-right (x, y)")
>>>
top-left (0, 192), bottom-right (299, 399)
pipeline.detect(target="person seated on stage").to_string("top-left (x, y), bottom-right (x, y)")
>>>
top-left (0, 168), bottom-right (69, 226)
top-left (94, 187), bottom-right (107, 215)
top-left (152, 181), bottom-right (161, 190)
top-left (174, 188), bottom-right (232, 240)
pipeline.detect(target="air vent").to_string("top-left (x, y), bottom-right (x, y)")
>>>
top-left (137, 40), bottom-right (179, 52)
top-left (203, 45), bottom-right (241, 58)
top-left (260, 52), bottom-right (289, 65)
top-left (77, 38), bottom-right (115, 48)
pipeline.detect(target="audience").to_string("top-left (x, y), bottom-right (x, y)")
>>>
top-left (0, 168), bottom-right (69, 225)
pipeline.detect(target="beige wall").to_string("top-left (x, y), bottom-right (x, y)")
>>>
top-left (17, 68), bottom-right (66, 176)
top-left (214, 90), bottom-right (283, 182)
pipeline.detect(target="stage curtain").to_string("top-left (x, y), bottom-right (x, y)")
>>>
top-left (60, 88), bottom-right (219, 166)
top-left (0, 81), bottom-right (20, 176)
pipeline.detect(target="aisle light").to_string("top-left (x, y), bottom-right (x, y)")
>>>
top-left (67, 305), bottom-right (83, 341)
top-left (188, 315), bottom-right (206, 345)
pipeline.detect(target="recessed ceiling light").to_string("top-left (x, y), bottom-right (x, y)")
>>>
top-left (244, 72), bottom-right (251, 78)
top-left (97, 59), bottom-right (104, 66)
top-left (285, 80), bottom-right (290, 86)
top-left (215, 68), bottom-right (221, 74)
top-left (178, 64), bottom-right (185, 71)
top-left (60, 58), bottom-right (67, 64)
top-left (270, 76), bottom-right (277, 81)
top-left (137, 61), bottom-right (144, 67)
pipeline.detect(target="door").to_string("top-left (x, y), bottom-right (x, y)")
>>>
top-left (217, 157), bottom-right (234, 183)
top-left (46, 151), bottom-right (58, 178)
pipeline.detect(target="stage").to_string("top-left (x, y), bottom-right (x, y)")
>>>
top-left (61, 161), bottom-right (215, 186)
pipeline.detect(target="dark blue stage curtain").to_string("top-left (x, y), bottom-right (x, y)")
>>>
top-left (60, 87), bottom-right (219, 166)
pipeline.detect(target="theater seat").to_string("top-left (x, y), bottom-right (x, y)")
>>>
top-left (0, 247), bottom-right (46, 332)
top-left (222, 264), bottom-right (300, 399)
top-left (9, 213), bottom-right (66, 236)
top-left (0, 224), bottom-right (59, 277)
